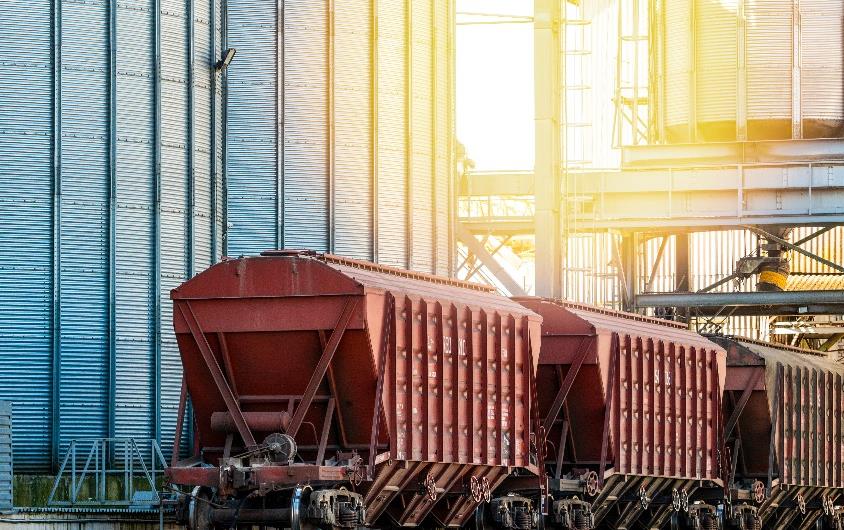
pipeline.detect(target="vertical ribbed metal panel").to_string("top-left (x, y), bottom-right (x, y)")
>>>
top-left (0, 401), bottom-right (13, 512)
top-left (333, 0), bottom-right (373, 260)
top-left (0, 0), bottom-right (55, 472)
top-left (0, 0), bottom-right (220, 472)
top-left (159, 0), bottom-right (191, 459)
top-left (695, 0), bottom-right (737, 124)
top-left (194, 0), bottom-right (215, 270)
top-left (58, 0), bottom-right (110, 455)
top-left (410, 0), bottom-right (434, 272)
top-left (800, 0), bottom-right (844, 122)
top-left (0, 403), bottom-right (11, 511)
top-left (225, 0), bottom-right (454, 275)
top-left (661, 0), bottom-right (844, 141)
top-left (283, 0), bottom-right (329, 250)
top-left (434, 0), bottom-right (451, 275)
top-left (745, 0), bottom-right (791, 120)
top-left (562, 232), bottom-right (622, 308)
top-left (375, 0), bottom-right (408, 268)
top-left (115, 0), bottom-right (155, 444)
top-left (225, 0), bottom-right (279, 255)
top-left (663, 0), bottom-right (690, 129)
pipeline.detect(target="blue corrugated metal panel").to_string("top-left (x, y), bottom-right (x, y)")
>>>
top-left (224, 0), bottom-right (453, 271)
top-left (59, 0), bottom-right (110, 455)
top-left (115, 0), bottom-right (155, 443)
top-left (225, 0), bottom-right (279, 255)
top-left (283, 0), bottom-right (329, 251)
top-left (0, 0), bottom-right (220, 472)
top-left (0, 402), bottom-right (12, 511)
top-left (0, 0), bottom-right (54, 473)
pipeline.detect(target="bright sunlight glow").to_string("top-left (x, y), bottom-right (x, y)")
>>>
top-left (456, 0), bottom-right (534, 171)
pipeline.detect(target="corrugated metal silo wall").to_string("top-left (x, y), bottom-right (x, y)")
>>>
top-left (0, 402), bottom-right (11, 511)
top-left (660, 0), bottom-right (844, 141)
top-left (225, 0), bottom-right (455, 276)
top-left (0, 0), bottom-right (222, 472)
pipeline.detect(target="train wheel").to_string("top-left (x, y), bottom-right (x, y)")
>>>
top-left (187, 486), bottom-right (214, 530)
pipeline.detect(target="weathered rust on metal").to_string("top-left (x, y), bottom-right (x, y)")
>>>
top-left (209, 411), bottom-right (291, 434)
top-left (516, 297), bottom-right (727, 484)
top-left (171, 377), bottom-right (188, 467)
top-left (169, 251), bottom-right (541, 527)
top-left (713, 336), bottom-right (844, 490)
top-left (166, 464), bottom-right (350, 489)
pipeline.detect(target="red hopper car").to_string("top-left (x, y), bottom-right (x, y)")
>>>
top-left (167, 251), bottom-right (542, 529)
top-left (513, 298), bottom-right (727, 530)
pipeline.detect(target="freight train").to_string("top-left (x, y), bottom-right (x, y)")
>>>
top-left (166, 251), bottom-right (843, 530)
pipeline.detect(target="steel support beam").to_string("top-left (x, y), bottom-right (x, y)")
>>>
top-left (464, 236), bottom-right (511, 282)
top-left (287, 297), bottom-right (358, 438)
top-left (177, 301), bottom-right (256, 448)
top-left (459, 171), bottom-right (534, 196)
top-left (637, 290), bottom-right (844, 316)
top-left (724, 369), bottom-right (763, 439)
top-left (744, 225), bottom-right (844, 273)
top-left (818, 334), bottom-right (844, 352)
top-left (457, 224), bottom-right (527, 296)
top-left (542, 339), bottom-right (590, 433)
top-left (639, 290), bottom-right (844, 307)
top-left (675, 233), bottom-right (690, 292)
top-left (534, 0), bottom-right (562, 298)
top-left (643, 236), bottom-right (668, 293)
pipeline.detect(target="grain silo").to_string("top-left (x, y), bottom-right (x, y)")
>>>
top-left (656, 0), bottom-right (844, 142)
top-left (0, 0), bottom-right (222, 471)
top-left (224, 0), bottom-right (456, 276)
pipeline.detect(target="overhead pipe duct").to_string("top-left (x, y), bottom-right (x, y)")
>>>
top-left (637, 290), bottom-right (844, 308)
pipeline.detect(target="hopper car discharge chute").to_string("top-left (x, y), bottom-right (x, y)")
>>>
top-left (509, 298), bottom-right (728, 530)
top-left (166, 250), bottom-right (542, 530)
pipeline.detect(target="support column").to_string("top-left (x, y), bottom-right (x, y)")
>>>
top-left (675, 232), bottom-right (691, 322)
top-left (620, 233), bottom-right (637, 312)
top-left (534, 0), bottom-right (562, 298)
top-left (675, 232), bottom-right (690, 292)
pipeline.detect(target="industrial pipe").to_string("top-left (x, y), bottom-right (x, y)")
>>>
top-left (210, 411), bottom-right (290, 434)
top-left (636, 290), bottom-right (844, 308)
top-left (210, 508), bottom-right (292, 525)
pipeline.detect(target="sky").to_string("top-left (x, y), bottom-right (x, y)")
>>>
top-left (456, 0), bottom-right (534, 171)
